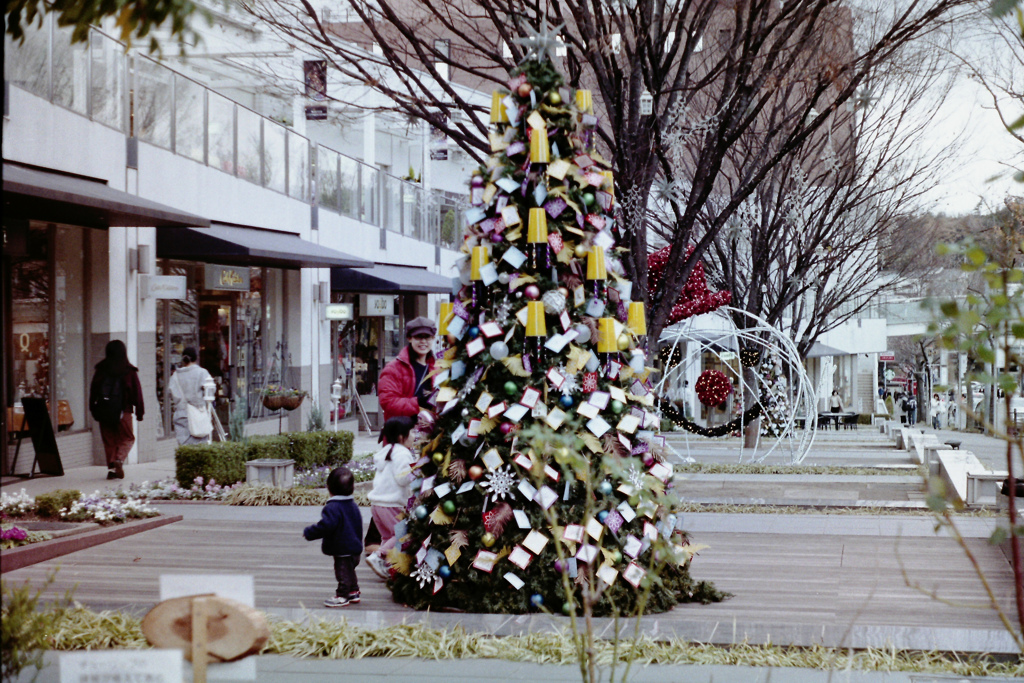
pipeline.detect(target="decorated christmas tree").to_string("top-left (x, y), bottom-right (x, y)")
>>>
top-left (385, 29), bottom-right (722, 616)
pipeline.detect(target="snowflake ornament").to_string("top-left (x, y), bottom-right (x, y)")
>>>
top-left (494, 300), bottom-right (514, 326)
top-left (513, 20), bottom-right (566, 64)
top-left (480, 465), bottom-right (516, 500)
top-left (411, 562), bottom-right (437, 589)
top-left (625, 464), bottom-right (645, 490)
top-left (558, 365), bottom-right (579, 396)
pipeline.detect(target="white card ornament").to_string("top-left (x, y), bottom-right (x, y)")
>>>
top-left (473, 550), bottom-right (498, 573)
top-left (623, 562), bottom-right (646, 588)
top-left (496, 177), bottom-right (520, 193)
top-left (450, 359), bottom-right (466, 380)
top-left (513, 452), bottom-right (533, 469)
top-left (547, 158), bottom-right (572, 180)
top-left (531, 402), bottom-right (549, 419)
top-left (585, 297), bottom-right (606, 318)
top-left (594, 230), bottom-right (615, 250)
top-left (434, 482), bottom-right (452, 498)
top-left (585, 517), bottom-right (604, 541)
top-left (448, 316), bottom-right (467, 339)
top-left (451, 423), bottom-right (467, 444)
top-left (547, 367), bottom-right (566, 389)
top-left (503, 403), bottom-right (529, 423)
top-left (457, 481), bottom-right (475, 494)
top-left (433, 370), bottom-right (450, 388)
top-left (441, 400), bottom-right (460, 416)
top-left (577, 402), bottom-right (599, 419)
top-left (597, 565), bottom-right (619, 587)
top-left (480, 322), bottom-right (502, 338)
top-left (522, 530), bottom-right (549, 554)
top-left (481, 448), bottom-right (504, 470)
top-left (464, 207), bottom-right (486, 225)
top-left (617, 501), bottom-right (636, 522)
top-left (545, 407), bottom-right (567, 429)
top-left (487, 401), bottom-right (508, 418)
top-left (516, 306), bottom-right (530, 326)
top-left (544, 464), bottom-right (560, 482)
top-left (514, 509), bottom-right (531, 529)
top-left (518, 479), bottom-right (538, 500)
top-left (609, 386), bottom-right (627, 404)
top-left (616, 414), bottom-right (641, 434)
top-left (574, 286), bottom-right (586, 307)
top-left (644, 521), bottom-right (659, 540)
top-left (623, 535), bottom-right (643, 558)
top-left (534, 184), bottom-right (548, 206)
top-left (504, 572), bottom-right (526, 590)
top-left (649, 462), bottom-right (672, 483)
top-left (501, 205), bottom-right (521, 227)
top-left (575, 544), bottom-right (599, 564)
top-left (421, 475), bottom-right (436, 493)
top-left (587, 416), bottom-right (612, 437)
top-left (614, 280), bottom-right (633, 301)
top-left (588, 391), bottom-right (610, 410)
top-left (436, 386), bottom-right (458, 404)
top-left (479, 262), bottom-right (499, 286)
top-left (475, 392), bottom-right (493, 413)
top-left (527, 110), bottom-right (546, 129)
top-left (607, 361), bottom-right (621, 380)
top-left (585, 353), bottom-right (601, 372)
top-left (466, 337), bottom-right (486, 357)
top-left (534, 485), bottom-right (559, 509)
top-left (504, 95), bottom-right (519, 124)
top-left (509, 545), bottom-right (533, 570)
top-left (416, 545), bottom-right (429, 565)
top-left (520, 387), bottom-right (541, 409)
top-left (502, 246), bottom-right (528, 268)
top-left (562, 524), bottom-right (585, 543)
top-left (468, 419), bottom-right (483, 436)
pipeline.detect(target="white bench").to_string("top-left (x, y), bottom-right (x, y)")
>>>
top-left (902, 428), bottom-right (925, 453)
top-left (912, 434), bottom-right (941, 466)
top-left (936, 450), bottom-right (1007, 507)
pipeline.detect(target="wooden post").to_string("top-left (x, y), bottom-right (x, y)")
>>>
top-left (191, 597), bottom-right (209, 683)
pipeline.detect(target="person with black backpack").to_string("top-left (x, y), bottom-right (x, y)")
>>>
top-left (89, 340), bottom-right (145, 479)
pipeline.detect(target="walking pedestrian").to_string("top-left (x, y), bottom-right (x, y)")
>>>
top-left (89, 340), bottom-right (144, 479)
top-left (930, 393), bottom-right (943, 430)
top-left (303, 466), bottom-right (363, 607)
top-left (167, 347), bottom-right (214, 445)
top-left (366, 416), bottom-right (417, 580)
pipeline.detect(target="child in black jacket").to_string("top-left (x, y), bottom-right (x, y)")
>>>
top-left (303, 466), bottom-right (363, 607)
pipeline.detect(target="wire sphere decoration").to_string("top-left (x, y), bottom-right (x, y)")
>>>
top-left (653, 306), bottom-right (818, 464)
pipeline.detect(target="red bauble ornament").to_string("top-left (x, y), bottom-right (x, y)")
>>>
top-left (524, 284), bottom-right (541, 300)
top-left (695, 370), bottom-right (734, 406)
top-left (468, 464), bottom-right (485, 481)
top-left (499, 422), bottom-right (514, 435)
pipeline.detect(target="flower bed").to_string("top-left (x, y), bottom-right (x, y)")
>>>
top-left (1, 523), bottom-right (52, 549)
top-left (1, 488), bottom-right (158, 525)
top-left (294, 457), bottom-right (375, 489)
top-left (117, 477), bottom-right (242, 502)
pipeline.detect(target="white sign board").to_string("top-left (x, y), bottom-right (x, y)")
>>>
top-left (323, 303), bottom-right (354, 321)
top-left (879, 351), bottom-right (896, 362)
top-left (360, 294), bottom-right (395, 317)
top-left (61, 650), bottom-right (183, 683)
top-left (141, 275), bottom-right (188, 300)
top-left (159, 575), bottom-right (256, 680)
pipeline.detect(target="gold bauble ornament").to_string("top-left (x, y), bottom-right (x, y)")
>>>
top-left (548, 91), bottom-right (562, 105)
top-left (432, 451), bottom-right (445, 464)
top-left (481, 532), bottom-right (497, 547)
top-left (558, 287), bottom-right (569, 299)
top-left (617, 333), bottom-right (632, 351)
top-left (574, 243), bottom-right (587, 258)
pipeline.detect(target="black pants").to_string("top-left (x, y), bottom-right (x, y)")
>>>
top-left (333, 555), bottom-right (359, 597)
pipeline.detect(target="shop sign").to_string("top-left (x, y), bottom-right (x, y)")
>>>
top-left (140, 275), bottom-right (187, 299)
top-left (880, 351), bottom-right (896, 362)
top-left (323, 303), bottom-right (354, 321)
top-left (204, 264), bottom-right (251, 291)
top-left (360, 294), bottom-right (395, 316)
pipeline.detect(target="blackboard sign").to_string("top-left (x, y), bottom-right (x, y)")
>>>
top-left (18, 397), bottom-right (64, 477)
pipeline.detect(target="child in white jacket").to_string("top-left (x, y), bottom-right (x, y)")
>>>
top-left (366, 415), bottom-right (417, 579)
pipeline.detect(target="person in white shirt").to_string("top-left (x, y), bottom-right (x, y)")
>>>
top-left (366, 415), bottom-right (417, 579)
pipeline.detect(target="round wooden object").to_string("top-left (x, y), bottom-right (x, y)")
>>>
top-left (262, 395), bottom-right (285, 411)
top-left (279, 395), bottom-right (304, 411)
top-left (142, 594), bottom-right (270, 663)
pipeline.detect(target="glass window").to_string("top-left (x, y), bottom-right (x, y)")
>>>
top-left (52, 24), bottom-right (88, 115)
top-left (318, 147), bottom-right (340, 211)
top-left (361, 164), bottom-right (378, 226)
top-left (155, 262), bottom-right (198, 437)
top-left (263, 120), bottom-right (286, 193)
top-left (207, 91), bottom-right (235, 175)
top-left (382, 174), bottom-right (401, 233)
top-left (134, 56), bottom-right (172, 148)
top-left (174, 74), bottom-right (205, 162)
top-left (90, 31), bottom-right (124, 130)
top-left (237, 107), bottom-right (262, 184)
top-left (339, 155), bottom-right (359, 218)
top-left (288, 132), bottom-right (309, 201)
top-left (238, 269), bottom-right (264, 418)
top-left (10, 225), bottom-right (51, 404)
top-left (54, 226), bottom-right (86, 433)
top-left (4, 16), bottom-right (50, 99)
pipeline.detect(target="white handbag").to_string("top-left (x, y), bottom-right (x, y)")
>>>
top-left (187, 403), bottom-right (213, 438)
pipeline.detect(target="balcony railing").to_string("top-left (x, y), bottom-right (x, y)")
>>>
top-left (3, 16), bottom-right (465, 250)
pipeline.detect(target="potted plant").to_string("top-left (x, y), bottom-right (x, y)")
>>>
top-left (262, 385), bottom-right (307, 411)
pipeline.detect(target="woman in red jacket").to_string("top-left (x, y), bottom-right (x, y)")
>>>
top-left (378, 316), bottom-right (436, 423)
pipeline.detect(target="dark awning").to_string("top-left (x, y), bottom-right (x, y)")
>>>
top-left (3, 162), bottom-right (209, 229)
top-left (158, 223), bottom-right (372, 269)
top-left (806, 342), bottom-right (847, 358)
top-left (332, 263), bottom-right (455, 294)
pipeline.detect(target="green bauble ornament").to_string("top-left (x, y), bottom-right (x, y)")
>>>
top-left (504, 381), bottom-right (519, 396)
top-left (582, 192), bottom-right (595, 207)
top-left (442, 500), bottom-right (457, 515)
top-left (610, 399), bottom-right (625, 414)
top-left (562, 601), bottom-right (574, 615)
top-left (611, 550), bottom-right (623, 564)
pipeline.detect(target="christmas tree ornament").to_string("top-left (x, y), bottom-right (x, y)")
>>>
top-left (611, 550), bottom-right (623, 564)
top-left (432, 451), bottom-right (445, 464)
top-left (499, 421), bottom-right (514, 436)
top-left (573, 323), bottom-right (592, 344)
top-left (498, 272), bottom-right (511, 285)
top-left (574, 243), bottom-right (588, 259)
top-left (629, 349), bottom-right (646, 374)
top-left (562, 602), bottom-right (574, 615)
top-left (559, 394), bottom-right (574, 408)
top-left (468, 464), bottom-right (485, 481)
top-left (542, 289), bottom-right (567, 315)
top-left (627, 302), bottom-right (647, 336)
top-left (481, 532), bottom-right (497, 548)
top-left (489, 340), bottom-right (510, 360)
top-left (442, 500), bottom-right (457, 515)
top-left (524, 284), bottom-right (541, 300)
top-left (504, 380), bottom-right (519, 396)
top-left (582, 192), bottom-right (595, 207)
top-left (438, 302), bottom-right (454, 337)
top-left (468, 326), bottom-right (480, 339)
top-left (617, 333), bottom-right (632, 351)
top-left (610, 400), bottom-right (625, 415)
top-left (576, 89), bottom-right (594, 113)
top-left (527, 208), bottom-right (550, 270)
top-left (471, 246), bottom-right (490, 307)
top-left (547, 91), bottom-right (562, 105)
top-left (586, 246), bottom-right (607, 300)
top-left (517, 82), bottom-right (533, 98)
top-left (598, 480), bottom-right (613, 495)
top-left (414, 505), bottom-right (429, 520)
top-left (597, 510), bottom-right (609, 523)
top-left (597, 318), bottom-right (617, 353)
top-left (490, 91), bottom-right (509, 124)
top-left (438, 565), bottom-right (452, 579)
top-left (530, 128), bottom-right (550, 163)
top-left (530, 593), bottom-right (544, 607)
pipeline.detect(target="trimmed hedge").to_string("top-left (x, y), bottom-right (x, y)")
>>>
top-left (35, 489), bottom-right (82, 518)
top-left (175, 431), bottom-right (354, 487)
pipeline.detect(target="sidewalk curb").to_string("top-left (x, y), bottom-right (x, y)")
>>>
top-left (1, 515), bottom-right (183, 573)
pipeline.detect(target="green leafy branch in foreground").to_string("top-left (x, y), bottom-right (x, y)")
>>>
top-left (32, 606), bottom-right (1024, 677)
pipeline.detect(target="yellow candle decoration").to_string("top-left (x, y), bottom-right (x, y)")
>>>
top-left (600, 170), bottom-right (615, 198)
top-left (438, 302), bottom-right (454, 336)
top-left (586, 246), bottom-right (607, 280)
top-left (490, 91), bottom-right (509, 124)
top-left (627, 302), bottom-right (647, 336)
top-left (471, 246), bottom-right (489, 281)
top-left (576, 89), bottom-right (594, 113)
top-left (525, 301), bottom-right (547, 337)
top-left (597, 317), bottom-right (617, 353)
top-left (527, 208), bottom-right (548, 244)
top-left (530, 127), bottom-right (550, 163)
